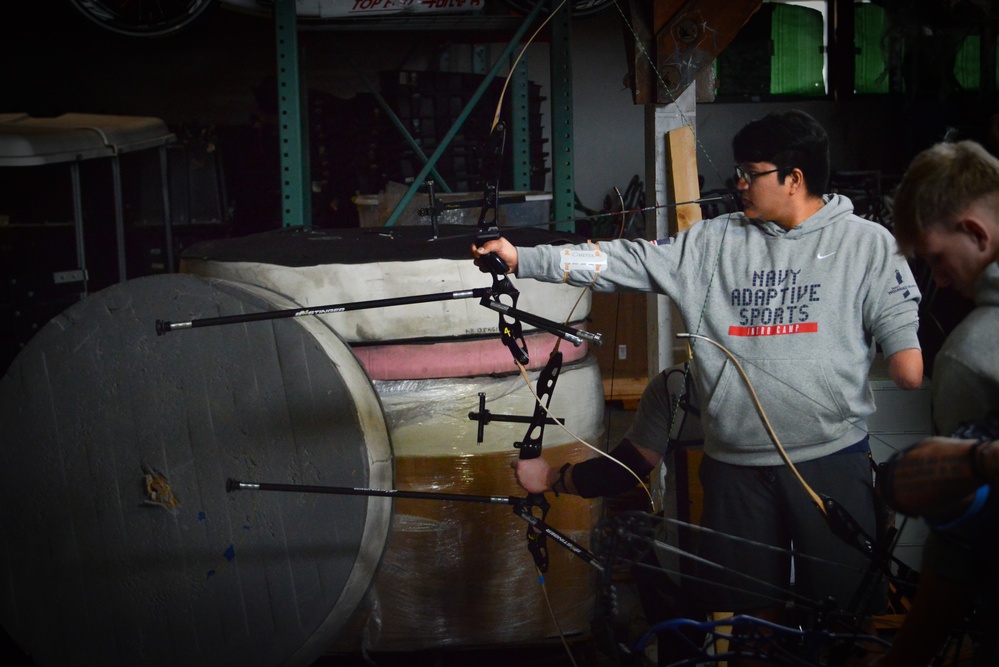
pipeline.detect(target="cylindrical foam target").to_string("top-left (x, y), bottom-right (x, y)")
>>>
top-left (0, 274), bottom-right (392, 667)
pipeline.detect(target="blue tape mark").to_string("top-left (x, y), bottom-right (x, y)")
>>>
top-left (932, 485), bottom-right (991, 532)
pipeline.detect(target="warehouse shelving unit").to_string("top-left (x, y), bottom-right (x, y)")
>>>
top-left (269, 0), bottom-right (575, 231)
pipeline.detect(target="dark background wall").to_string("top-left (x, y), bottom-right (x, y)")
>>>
top-left (1, 1), bottom-right (996, 370)
top-left (4, 2), bottom-right (997, 227)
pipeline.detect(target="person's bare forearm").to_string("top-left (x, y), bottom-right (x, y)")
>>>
top-left (884, 437), bottom-right (997, 519)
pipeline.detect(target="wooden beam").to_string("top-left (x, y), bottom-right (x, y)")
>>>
top-left (655, 0), bottom-right (763, 103)
top-left (622, 0), bottom-right (654, 104)
top-left (623, 0), bottom-right (685, 104)
top-left (624, 0), bottom-right (763, 104)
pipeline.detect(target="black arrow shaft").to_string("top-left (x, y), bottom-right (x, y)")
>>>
top-left (227, 478), bottom-right (512, 505)
top-left (157, 287), bottom-right (491, 334)
top-left (227, 478), bottom-right (604, 572)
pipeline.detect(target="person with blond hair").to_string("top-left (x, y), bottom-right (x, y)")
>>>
top-left (878, 139), bottom-right (999, 666)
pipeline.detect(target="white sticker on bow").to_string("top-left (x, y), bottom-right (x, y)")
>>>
top-left (561, 248), bottom-right (607, 272)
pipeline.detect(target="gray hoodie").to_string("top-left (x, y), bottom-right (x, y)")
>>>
top-left (517, 194), bottom-right (921, 465)
top-left (930, 260), bottom-right (999, 436)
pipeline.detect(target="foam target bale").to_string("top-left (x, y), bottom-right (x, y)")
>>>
top-left (179, 226), bottom-right (606, 651)
top-left (179, 226), bottom-right (592, 343)
top-left (0, 274), bottom-right (392, 667)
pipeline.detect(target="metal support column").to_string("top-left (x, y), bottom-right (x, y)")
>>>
top-left (549, 0), bottom-right (574, 231)
top-left (645, 84), bottom-right (698, 571)
top-left (510, 49), bottom-right (532, 192)
top-left (472, 45), bottom-right (487, 75)
top-left (275, 0), bottom-right (311, 228)
top-left (644, 86), bottom-right (696, 374)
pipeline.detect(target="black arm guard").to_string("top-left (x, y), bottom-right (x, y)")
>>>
top-left (570, 438), bottom-right (657, 499)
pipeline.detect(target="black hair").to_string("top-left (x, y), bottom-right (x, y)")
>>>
top-left (732, 109), bottom-right (830, 196)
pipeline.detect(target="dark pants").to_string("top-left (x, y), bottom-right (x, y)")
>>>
top-left (694, 446), bottom-right (885, 617)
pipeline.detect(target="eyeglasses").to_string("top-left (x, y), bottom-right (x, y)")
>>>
top-left (734, 165), bottom-right (780, 184)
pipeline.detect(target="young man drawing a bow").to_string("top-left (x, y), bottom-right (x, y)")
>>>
top-left (474, 110), bottom-right (923, 665)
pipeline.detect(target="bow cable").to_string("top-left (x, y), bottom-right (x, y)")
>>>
top-left (677, 333), bottom-right (827, 515)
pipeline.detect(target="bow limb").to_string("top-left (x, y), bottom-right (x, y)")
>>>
top-left (677, 342), bottom-right (888, 566)
top-left (677, 332), bottom-right (828, 517)
top-left (513, 349), bottom-right (564, 573)
top-left (490, 0), bottom-right (570, 135)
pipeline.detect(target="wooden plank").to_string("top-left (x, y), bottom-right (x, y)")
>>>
top-left (664, 124), bottom-right (702, 234)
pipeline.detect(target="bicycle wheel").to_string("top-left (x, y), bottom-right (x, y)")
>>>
top-left (68, 0), bottom-right (218, 37)
top-left (502, 0), bottom-right (615, 18)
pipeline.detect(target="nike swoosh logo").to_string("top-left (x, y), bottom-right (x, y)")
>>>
top-left (816, 251), bottom-right (837, 259)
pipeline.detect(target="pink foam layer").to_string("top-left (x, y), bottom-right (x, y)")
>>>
top-left (352, 330), bottom-right (589, 380)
